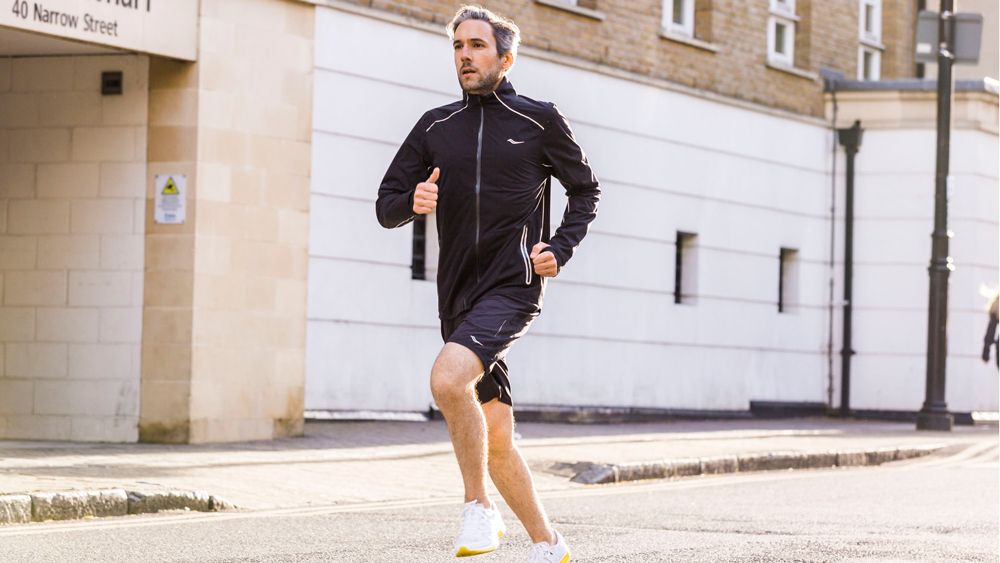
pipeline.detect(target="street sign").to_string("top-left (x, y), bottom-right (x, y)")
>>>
top-left (0, 0), bottom-right (198, 61)
top-left (916, 11), bottom-right (984, 65)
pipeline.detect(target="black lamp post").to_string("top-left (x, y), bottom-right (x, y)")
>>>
top-left (917, 0), bottom-right (955, 432)
top-left (837, 120), bottom-right (863, 418)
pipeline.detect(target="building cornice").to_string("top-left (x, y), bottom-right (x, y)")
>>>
top-left (826, 89), bottom-right (999, 135)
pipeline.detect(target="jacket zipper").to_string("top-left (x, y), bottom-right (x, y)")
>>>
top-left (520, 225), bottom-right (533, 286)
top-left (474, 105), bottom-right (484, 283)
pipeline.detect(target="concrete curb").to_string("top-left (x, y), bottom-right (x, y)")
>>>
top-left (0, 489), bottom-right (236, 525)
top-left (570, 444), bottom-right (946, 485)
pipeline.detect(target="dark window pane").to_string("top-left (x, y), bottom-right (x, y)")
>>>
top-left (411, 215), bottom-right (426, 280)
top-left (675, 232), bottom-right (697, 304)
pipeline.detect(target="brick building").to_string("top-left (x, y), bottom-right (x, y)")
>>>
top-left (0, 0), bottom-right (996, 443)
top-left (336, 0), bottom-right (921, 117)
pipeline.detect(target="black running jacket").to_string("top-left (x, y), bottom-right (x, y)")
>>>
top-left (376, 78), bottom-right (600, 319)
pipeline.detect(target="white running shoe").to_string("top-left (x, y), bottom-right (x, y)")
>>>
top-left (527, 530), bottom-right (571, 563)
top-left (454, 500), bottom-right (506, 557)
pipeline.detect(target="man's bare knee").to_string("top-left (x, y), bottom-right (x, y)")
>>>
top-left (430, 343), bottom-right (483, 405)
top-left (487, 431), bottom-right (515, 458)
top-left (484, 400), bottom-right (516, 456)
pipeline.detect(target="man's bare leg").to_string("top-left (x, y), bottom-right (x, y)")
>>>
top-left (430, 342), bottom-right (492, 508)
top-left (483, 399), bottom-right (555, 544)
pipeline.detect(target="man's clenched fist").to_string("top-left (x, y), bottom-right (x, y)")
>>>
top-left (413, 167), bottom-right (440, 214)
top-left (530, 242), bottom-right (559, 278)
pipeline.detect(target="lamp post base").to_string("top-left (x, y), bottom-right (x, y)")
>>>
top-left (916, 411), bottom-right (953, 431)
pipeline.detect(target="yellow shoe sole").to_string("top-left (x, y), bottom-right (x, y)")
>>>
top-left (455, 546), bottom-right (497, 557)
top-left (455, 530), bottom-right (504, 557)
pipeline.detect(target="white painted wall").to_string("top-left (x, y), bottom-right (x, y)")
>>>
top-left (306, 6), bottom-right (998, 415)
top-left (850, 127), bottom-right (999, 412)
top-left (306, 7), bottom-right (833, 413)
top-left (0, 55), bottom-right (147, 441)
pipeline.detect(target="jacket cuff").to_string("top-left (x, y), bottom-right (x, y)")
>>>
top-left (546, 243), bottom-right (567, 269)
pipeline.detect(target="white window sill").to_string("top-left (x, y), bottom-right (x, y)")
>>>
top-left (859, 37), bottom-right (886, 51)
top-left (534, 0), bottom-right (605, 21)
top-left (770, 8), bottom-right (801, 22)
top-left (766, 61), bottom-right (819, 82)
top-left (659, 30), bottom-right (719, 53)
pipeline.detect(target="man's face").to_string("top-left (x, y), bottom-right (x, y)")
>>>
top-left (453, 20), bottom-right (511, 95)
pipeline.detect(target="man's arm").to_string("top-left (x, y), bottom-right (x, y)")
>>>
top-left (376, 116), bottom-right (430, 229)
top-left (984, 317), bottom-right (998, 363)
top-left (535, 104), bottom-right (601, 271)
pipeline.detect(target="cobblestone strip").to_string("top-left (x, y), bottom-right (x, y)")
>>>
top-left (0, 490), bottom-right (236, 525)
top-left (570, 445), bottom-right (946, 485)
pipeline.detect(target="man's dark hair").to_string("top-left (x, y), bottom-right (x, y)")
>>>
top-left (447, 5), bottom-right (521, 59)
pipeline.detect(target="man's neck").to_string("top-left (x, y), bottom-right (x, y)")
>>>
top-left (466, 76), bottom-right (505, 97)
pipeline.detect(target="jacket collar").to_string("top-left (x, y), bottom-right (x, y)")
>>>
top-left (462, 77), bottom-right (516, 105)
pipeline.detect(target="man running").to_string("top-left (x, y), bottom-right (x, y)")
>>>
top-left (376, 5), bottom-right (600, 562)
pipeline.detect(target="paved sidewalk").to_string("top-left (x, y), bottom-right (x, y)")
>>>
top-left (1, 418), bottom-right (995, 513)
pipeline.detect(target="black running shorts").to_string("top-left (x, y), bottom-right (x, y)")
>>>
top-left (440, 293), bottom-right (540, 406)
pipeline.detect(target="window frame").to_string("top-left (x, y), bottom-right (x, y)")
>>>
top-left (857, 45), bottom-right (882, 81)
top-left (662, 0), bottom-right (695, 38)
top-left (674, 231), bottom-right (698, 305)
top-left (767, 16), bottom-right (796, 67)
top-left (857, 0), bottom-right (883, 80)
top-left (770, 0), bottom-right (796, 17)
top-left (858, 0), bottom-right (882, 47)
top-left (778, 247), bottom-right (799, 313)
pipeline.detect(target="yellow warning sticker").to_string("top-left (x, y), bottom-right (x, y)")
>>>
top-left (154, 174), bottom-right (187, 224)
top-left (161, 177), bottom-right (180, 195)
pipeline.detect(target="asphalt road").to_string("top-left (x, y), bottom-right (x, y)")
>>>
top-left (1, 441), bottom-right (996, 562)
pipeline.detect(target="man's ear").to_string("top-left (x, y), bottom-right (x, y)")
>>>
top-left (501, 51), bottom-right (514, 72)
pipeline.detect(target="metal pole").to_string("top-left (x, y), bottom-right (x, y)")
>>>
top-left (917, 1), bottom-right (955, 432)
top-left (837, 120), bottom-right (863, 418)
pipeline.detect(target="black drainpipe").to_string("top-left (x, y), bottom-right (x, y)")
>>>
top-left (823, 70), bottom-right (840, 412)
top-left (837, 120), bottom-right (864, 417)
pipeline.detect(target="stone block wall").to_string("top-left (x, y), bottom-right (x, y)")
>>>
top-left (0, 55), bottom-right (148, 442)
top-left (139, 0), bottom-right (313, 443)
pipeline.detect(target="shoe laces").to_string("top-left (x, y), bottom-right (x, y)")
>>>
top-left (528, 541), bottom-right (557, 563)
top-left (459, 502), bottom-right (492, 538)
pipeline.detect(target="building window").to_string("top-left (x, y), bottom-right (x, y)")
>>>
top-left (674, 232), bottom-right (698, 305)
top-left (859, 0), bottom-right (881, 45)
top-left (556, 0), bottom-right (599, 8)
top-left (411, 216), bottom-right (426, 280)
top-left (857, 0), bottom-right (883, 80)
top-left (411, 214), bottom-right (439, 281)
top-left (663, 0), bottom-right (694, 37)
top-left (535, 0), bottom-right (603, 19)
top-left (772, 0), bottom-right (795, 15)
top-left (767, 0), bottom-right (798, 67)
top-left (778, 247), bottom-right (799, 313)
top-left (858, 47), bottom-right (881, 80)
top-left (659, 0), bottom-right (717, 49)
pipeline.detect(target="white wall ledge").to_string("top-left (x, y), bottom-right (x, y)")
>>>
top-left (658, 30), bottom-right (720, 53)
top-left (534, 0), bottom-right (606, 21)
top-left (766, 61), bottom-right (819, 82)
